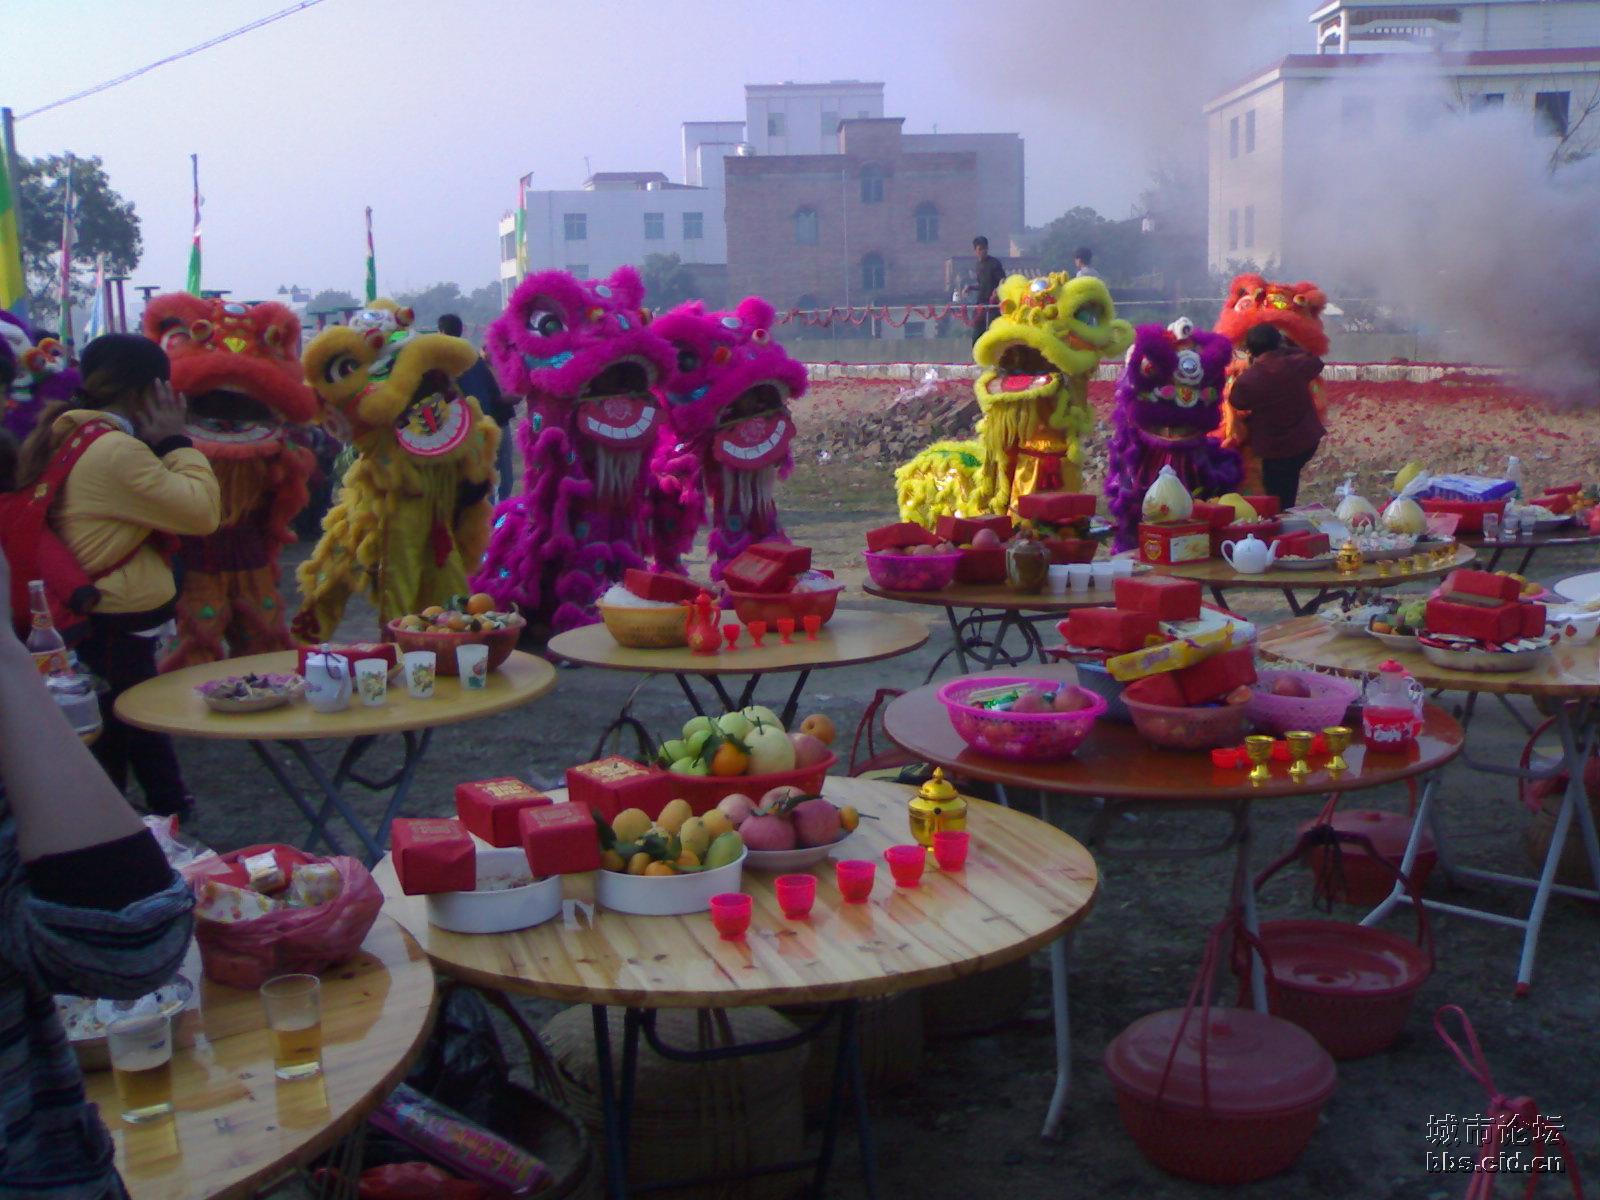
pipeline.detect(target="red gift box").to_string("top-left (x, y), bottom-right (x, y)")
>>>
top-left (868, 521), bottom-right (940, 552)
top-left (1425, 598), bottom-right (1520, 643)
top-left (296, 643), bottom-right (397, 676)
top-left (1212, 519), bottom-right (1283, 558)
top-left (1243, 495), bottom-right (1282, 518)
top-left (724, 551), bottom-right (793, 594)
top-left (1419, 498), bottom-right (1504, 534)
top-left (564, 757), bottom-right (671, 822)
top-left (1065, 608), bottom-right (1160, 653)
top-left (1138, 521), bottom-right (1211, 564)
top-left (1520, 604), bottom-right (1547, 638)
top-left (622, 569), bottom-right (702, 604)
top-left (750, 542), bottom-right (812, 575)
top-left (1191, 502), bottom-right (1236, 531)
top-left (1175, 647), bottom-right (1258, 706)
top-left (1547, 483), bottom-right (1583, 495)
top-left (1124, 672), bottom-right (1186, 707)
top-left (956, 546), bottom-right (1007, 584)
top-left (519, 803), bottom-right (601, 876)
top-left (1535, 493), bottom-right (1573, 515)
top-left (390, 818), bottom-right (476, 895)
top-left (1016, 492), bottom-right (1097, 523)
top-left (1115, 576), bottom-right (1203, 622)
top-left (455, 777), bottom-right (553, 848)
top-left (934, 514), bottom-right (1013, 544)
top-left (1044, 538), bottom-right (1097, 564)
top-left (1442, 569), bottom-right (1521, 603)
top-left (1271, 531), bottom-right (1331, 558)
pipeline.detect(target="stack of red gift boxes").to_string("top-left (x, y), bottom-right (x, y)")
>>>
top-left (723, 542), bottom-right (815, 593)
top-left (1188, 496), bottom-right (1285, 559)
top-left (1015, 492), bottom-right (1099, 565)
top-left (931, 515), bottom-right (1011, 583)
top-left (619, 567), bottom-right (703, 605)
top-left (1424, 568), bottom-right (1547, 648)
top-left (1270, 529), bottom-right (1332, 562)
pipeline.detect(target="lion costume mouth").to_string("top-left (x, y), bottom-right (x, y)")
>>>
top-left (577, 356), bottom-right (658, 449)
top-left (984, 343), bottom-right (1062, 399)
top-left (185, 388), bottom-right (283, 447)
top-left (714, 382), bottom-right (791, 468)
top-left (394, 370), bottom-right (471, 457)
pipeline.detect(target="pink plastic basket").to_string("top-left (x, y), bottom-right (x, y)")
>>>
top-left (862, 550), bottom-right (961, 592)
top-left (1124, 696), bottom-right (1250, 751)
top-left (1246, 671), bottom-right (1361, 735)
top-left (936, 676), bottom-right (1104, 761)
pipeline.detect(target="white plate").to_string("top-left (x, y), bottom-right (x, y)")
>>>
top-left (745, 833), bottom-right (855, 873)
top-left (1320, 605), bottom-right (1388, 638)
top-left (1275, 556), bottom-right (1335, 571)
top-left (597, 847), bottom-right (746, 915)
top-left (1368, 630), bottom-right (1421, 652)
top-left (426, 848), bottom-right (563, 934)
top-left (1420, 642), bottom-right (1552, 673)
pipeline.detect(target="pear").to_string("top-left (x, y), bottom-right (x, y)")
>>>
top-left (658, 738), bottom-right (688, 765)
top-left (677, 815), bottom-right (711, 859)
top-left (683, 729), bottom-right (712, 757)
top-left (611, 808), bottom-right (653, 845)
top-left (718, 711), bottom-right (755, 740)
top-left (704, 831), bottom-right (745, 870)
top-left (741, 705), bottom-right (782, 731)
top-left (745, 723), bottom-right (797, 774)
top-left (656, 798), bottom-right (693, 836)
top-left (682, 715), bottom-right (716, 741)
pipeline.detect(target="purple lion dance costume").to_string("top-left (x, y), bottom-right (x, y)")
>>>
top-left (646, 297), bottom-right (807, 580)
top-left (1, 310), bottom-right (79, 441)
top-left (1105, 318), bottom-right (1241, 552)
top-left (471, 267), bottom-right (675, 636)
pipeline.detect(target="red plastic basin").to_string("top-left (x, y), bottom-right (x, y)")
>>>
top-left (1299, 809), bottom-right (1436, 906)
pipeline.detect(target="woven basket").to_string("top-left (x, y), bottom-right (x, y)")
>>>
top-left (542, 1006), bottom-right (809, 1200)
top-left (920, 957), bottom-right (1034, 1039)
top-left (1523, 786), bottom-right (1600, 888)
top-left (776, 991), bottom-right (924, 1117)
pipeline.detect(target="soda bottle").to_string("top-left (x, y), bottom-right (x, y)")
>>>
top-left (25, 581), bottom-right (69, 676)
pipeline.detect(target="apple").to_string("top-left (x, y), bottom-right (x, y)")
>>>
top-left (789, 732), bottom-right (832, 769)
top-left (717, 711), bottom-right (754, 740)
top-left (1051, 687), bottom-right (1092, 713)
top-left (740, 705), bottom-right (782, 731)
top-left (682, 715), bottom-right (716, 741)
top-left (971, 528), bottom-right (1001, 549)
top-left (1270, 675), bottom-right (1311, 698)
top-left (745, 724), bottom-right (797, 774)
top-left (683, 729), bottom-right (712, 757)
top-left (716, 793), bottom-right (756, 827)
top-left (1010, 691), bottom-right (1048, 714)
top-left (760, 785), bottom-right (809, 810)
top-left (1224, 686), bottom-right (1253, 706)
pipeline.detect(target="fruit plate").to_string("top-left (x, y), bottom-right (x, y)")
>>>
top-left (1368, 630), bottom-right (1421, 652)
top-left (425, 848), bottom-right (563, 934)
top-left (745, 833), bottom-right (856, 873)
top-left (1318, 605), bottom-right (1387, 639)
top-left (1419, 641), bottom-right (1553, 674)
top-left (196, 673), bottom-right (304, 713)
top-left (662, 752), bottom-right (837, 814)
top-left (597, 847), bottom-right (747, 915)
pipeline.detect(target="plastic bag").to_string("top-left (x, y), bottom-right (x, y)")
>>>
top-left (403, 988), bottom-right (509, 1129)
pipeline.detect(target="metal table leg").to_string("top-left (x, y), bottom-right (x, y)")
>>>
top-left (1041, 932), bottom-right (1075, 1138)
top-left (590, 1006), bottom-right (629, 1200)
top-left (248, 740), bottom-right (349, 857)
top-left (1231, 813), bottom-right (1269, 1013)
top-left (942, 605), bottom-right (973, 675)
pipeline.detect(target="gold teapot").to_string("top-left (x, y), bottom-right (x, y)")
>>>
top-left (1335, 539), bottom-right (1365, 576)
top-left (908, 768), bottom-right (968, 847)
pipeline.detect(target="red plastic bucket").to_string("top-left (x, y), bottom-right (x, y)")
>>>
top-left (1299, 809), bottom-right (1435, 906)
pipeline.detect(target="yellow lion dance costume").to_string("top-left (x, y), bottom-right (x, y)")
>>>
top-left (292, 302), bottom-right (500, 642)
top-left (898, 272), bottom-right (1133, 525)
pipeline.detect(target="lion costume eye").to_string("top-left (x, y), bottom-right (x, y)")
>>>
top-left (676, 347), bottom-right (700, 374)
top-left (526, 307), bottom-right (565, 338)
top-left (323, 354), bottom-right (360, 385)
top-left (1073, 303), bottom-right (1101, 328)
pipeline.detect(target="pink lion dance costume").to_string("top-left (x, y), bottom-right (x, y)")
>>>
top-left (646, 297), bottom-right (807, 579)
top-left (472, 267), bottom-right (674, 635)
top-left (0, 309), bottom-right (79, 441)
top-left (1105, 318), bottom-right (1241, 552)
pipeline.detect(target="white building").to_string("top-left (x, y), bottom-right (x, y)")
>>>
top-left (1206, 0), bottom-right (1600, 272)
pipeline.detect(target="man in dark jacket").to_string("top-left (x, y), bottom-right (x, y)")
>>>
top-left (438, 313), bottom-right (516, 500)
top-left (1227, 324), bottom-right (1326, 510)
top-left (965, 236), bottom-right (1006, 345)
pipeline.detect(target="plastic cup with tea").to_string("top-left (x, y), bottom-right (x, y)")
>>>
top-left (883, 844), bottom-right (927, 888)
top-left (261, 974), bottom-right (323, 1080)
top-left (709, 892), bottom-right (752, 940)
top-left (835, 859), bottom-right (875, 903)
top-left (108, 1013), bottom-right (174, 1123)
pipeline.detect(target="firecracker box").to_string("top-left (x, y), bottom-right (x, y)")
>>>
top-left (455, 777), bottom-right (553, 848)
top-left (935, 514), bottom-right (1013, 544)
top-left (1044, 538), bottom-right (1098, 565)
top-left (1425, 598), bottom-right (1521, 643)
top-left (1419, 498), bottom-right (1504, 534)
top-left (868, 521), bottom-right (940, 552)
top-left (1064, 608), bottom-right (1160, 653)
top-left (1123, 671), bottom-right (1186, 707)
top-left (1547, 483), bottom-right (1584, 495)
top-left (1212, 520), bottom-right (1283, 558)
top-left (564, 757), bottom-right (671, 822)
top-left (1443, 569), bottom-right (1523, 603)
top-left (1017, 492), bottom-right (1097, 523)
top-left (391, 818), bottom-right (476, 895)
top-left (1521, 604), bottom-right (1547, 638)
top-left (1272, 531), bottom-right (1332, 558)
top-left (956, 546), bottom-right (1007, 584)
top-left (1175, 647), bottom-right (1258, 706)
top-left (1106, 621), bottom-right (1247, 682)
top-left (724, 551), bottom-right (793, 594)
top-left (1138, 521), bottom-right (1211, 565)
top-left (1534, 493), bottom-right (1574, 514)
top-left (1115, 576), bottom-right (1204, 622)
top-left (296, 643), bottom-right (397, 676)
top-left (1191, 502), bottom-right (1236, 531)
top-left (622, 568), bottom-right (702, 604)
top-left (749, 542), bottom-right (812, 575)
top-left (1243, 495), bottom-right (1282, 519)
top-left (519, 803), bottom-right (602, 876)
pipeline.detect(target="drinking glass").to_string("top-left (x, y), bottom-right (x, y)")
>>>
top-left (354, 658), bottom-right (388, 707)
top-left (455, 644), bottom-right (489, 690)
top-left (709, 893), bottom-right (752, 940)
top-left (402, 651), bottom-right (436, 699)
top-left (1482, 512), bottom-right (1501, 543)
top-left (775, 874), bottom-right (817, 918)
top-left (932, 830), bottom-right (970, 871)
top-left (261, 974), bottom-right (323, 1080)
top-left (108, 1013), bottom-right (174, 1123)
top-left (835, 859), bottom-right (875, 903)
top-left (883, 845), bottom-right (927, 888)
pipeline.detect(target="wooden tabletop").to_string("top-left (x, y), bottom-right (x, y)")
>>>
top-left (1556, 571), bottom-right (1600, 604)
top-left (862, 582), bottom-right (1112, 613)
top-left (374, 777), bottom-right (1097, 1009)
top-left (546, 609), bottom-right (928, 677)
top-left (85, 917), bottom-right (436, 1200)
top-left (1259, 616), bottom-right (1600, 699)
top-left (1154, 544), bottom-right (1476, 590)
top-left (882, 663), bottom-right (1462, 800)
top-left (115, 651), bottom-right (556, 741)
top-left (1462, 528), bottom-right (1600, 551)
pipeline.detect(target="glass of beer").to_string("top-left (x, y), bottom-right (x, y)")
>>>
top-left (261, 974), bottom-right (323, 1080)
top-left (107, 1013), bottom-right (174, 1123)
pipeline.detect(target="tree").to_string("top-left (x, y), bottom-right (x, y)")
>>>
top-left (1033, 206), bottom-right (1149, 285)
top-left (392, 282), bottom-right (465, 329)
top-left (640, 253), bottom-right (695, 309)
top-left (1136, 163), bottom-right (1210, 297)
top-left (18, 154), bottom-right (141, 306)
top-left (307, 289), bottom-right (359, 315)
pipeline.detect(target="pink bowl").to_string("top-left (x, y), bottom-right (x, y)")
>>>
top-left (386, 616), bottom-right (525, 676)
top-left (725, 585), bottom-right (842, 628)
top-left (935, 676), bottom-right (1105, 761)
top-left (1246, 671), bottom-right (1360, 735)
top-left (1124, 695), bottom-right (1250, 751)
top-left (862, 550), bottom-right (961, 592)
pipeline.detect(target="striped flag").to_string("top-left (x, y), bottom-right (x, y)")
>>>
top-left (185, 153), bottom-right (202, 295)
top-left (57, 153), bottom-right (75, 345)
top-left (515, 173), bottom-right (531, 277)
top-left (83, 255), bottom-right (108, 341)
top-left (364, 206), bottom-right (376, 302)
top-left (0, 134), bottom-right (25, 315)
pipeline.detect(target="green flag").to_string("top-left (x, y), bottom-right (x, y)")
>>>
top-left (364, 206), bottom-right (376, 302)
top-left (185, 153), bottom-right (202, 295)
top-left (0, 138), bottom-right (24, 313)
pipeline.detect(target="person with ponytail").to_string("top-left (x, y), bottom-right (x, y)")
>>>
top-left (14, 334), bottom-right (220, 818)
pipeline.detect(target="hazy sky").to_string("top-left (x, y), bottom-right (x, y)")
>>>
top-left (8, 0), bottom-right (1307, 300)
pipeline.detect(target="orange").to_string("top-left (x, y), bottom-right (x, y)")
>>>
top-left (601, 849), bottom-right (626, 873)
top-left (839, 805), bottom-right (860, 832)
top-left (627, 852), bottom-right (652, 876)
top-left (675, 851), bottom-right (701, 868)
top-left (710, 742), bottom-right (750, 777)
top-left (467, 592), bottom-right (495, 616)
top-left (446, 613), bottom-right (470, 632)
top-left (421, 605), bottom-right (444, 619)
top-left (644, 860), bottom-right (677, 877)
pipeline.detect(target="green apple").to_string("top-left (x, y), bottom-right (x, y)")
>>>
top-left (741, 705), bottom-right (783, 732)
top-left (684, 729), bottom-right (712, 757)
top-left (682, 715), bottom-right (716, 740)
top-left (681, 758), bottom-right (711, 776)
top-left (745, 723), bottom-right (797, 774)
top-left (667, 756), bottom-right (698, 774)
top-left (658, 739), bottom-right (688, 765)
top-left (717, 711), bottom-right (754, 740)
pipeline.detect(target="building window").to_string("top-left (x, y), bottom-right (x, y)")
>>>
top-left (1244, 205), bottom-right (1255, 249)
top-left (767, 111), bottom-right (786, 137)
top-left (566, 264), bottom-right (588, 278)
top-left (563, 212), bottom-right (586, 241)
top-left (1228, 209), bottom-right (1239, 252)
top-left (860, 165), bottom-right (885, 204)
top-left (1229, 116), bottom-right (1239, 158)
top-left (1535, 91), bottom-right (1570, 137)
top-left (643, 212), bottom-right (665, 241)
top-left (1244, 109), bottom-right (1256, 153)
top-left (914, 202), bottom-right (939, 244)
top-left (1342, 97), bottom-right (1374, 135)
top-left (499, 232), bottom-right (515, 261)
top-left (861, 253), bottom-right (885, 291)
top-left (1471, 92), bottom-right (1505, 112)
top-left (822, 110), bottom-right (839, 136)
top-left (794, 207), bottom-right (819, 245)
top-left (682, 211), bottom-right (703, 240)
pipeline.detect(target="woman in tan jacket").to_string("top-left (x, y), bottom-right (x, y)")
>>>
top-left (15, 335), bottom-right (220, 819)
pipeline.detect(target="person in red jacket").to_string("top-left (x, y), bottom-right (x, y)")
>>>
top-left (1226, 324), bottom-right (1325, 510)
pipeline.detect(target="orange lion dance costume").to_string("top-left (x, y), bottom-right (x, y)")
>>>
top-left (1213, 274), bottom-right (1330, 493)
top-left (143, 296), bottom-right (317, 670)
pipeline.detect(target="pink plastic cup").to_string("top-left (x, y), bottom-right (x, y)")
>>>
top-left (722, 623), bottom-right (741, 651)
top-left (777, 617), bottom-right (796, 644)
top-left (775, 874), bottom-right (817, 919)
top-left (802, 614), bottom-right (822, 640)
top-left (932, 830), bottom-right (970, 871)
top-left (709, 892), bottom-right (752, 940)
top-left (883, 845), bottom-right (927, 888)
top-left (835, 859), bottom-right (875, 903)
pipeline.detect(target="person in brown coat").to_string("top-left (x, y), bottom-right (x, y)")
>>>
top-left (1226, 324), bottom-right (1326, 510)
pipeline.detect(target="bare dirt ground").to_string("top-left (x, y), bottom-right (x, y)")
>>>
top-left (165, 379), bottom-right (1598, 1199)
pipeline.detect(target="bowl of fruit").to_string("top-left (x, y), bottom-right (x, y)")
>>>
top-left (725, 574), bottom-right (845, 628)
top-left (653, 708), bottom-right (838, 812)
top-left (1245, 670), bottom-right (1361, 735)
top-left (936, 677), bottom-right (1104, 761)
top-left (388, 594), bottom-right (524, 675)
top-left (1367, 598), bottom-right (1427, 652)
top-left (710, 786), bottom-right (860, 871)
top-left (425, 847), bottom-right (563, 934)
top-left (597, 799), bottom-right (748, 915)
top-left (1122, 678), bottom-right (1252, 751)
top-left (862, 546), bottom-right (963, 592)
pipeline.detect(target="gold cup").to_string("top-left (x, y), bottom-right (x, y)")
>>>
top-left (1323, 725), bottom-right (1353, 773)
top-left (1243, 734), bottom-right (1275, 786)
top-left (1285, 730), bottom-right (1315, 780)
top-left (1375, 559), bottom-right (1392, 579)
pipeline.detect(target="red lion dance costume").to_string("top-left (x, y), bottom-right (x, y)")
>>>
top-left (143, 296), bottom-right (316, 670)
top-left (1214, 274), bottom-right (1330, 494)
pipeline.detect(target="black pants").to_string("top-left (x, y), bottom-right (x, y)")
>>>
top-left (1260, 448), bottom-right (1318, 512)
top-left (76, 621), bottom-right (189, 814)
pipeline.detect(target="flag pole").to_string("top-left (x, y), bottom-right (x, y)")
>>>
top-left (57, 152), bottom-right (75, 348)
top-left (185, 153), bottom-right (202, 296)
top-left (0, 108), bottom-right (28, 320)
top-left (364, 205), bottom-right (376, 302)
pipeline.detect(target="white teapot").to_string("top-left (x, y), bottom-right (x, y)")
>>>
top-left (303, 646), bottom-right (351, 713)
top-left (1222, 533), bottom-right (1277, 574)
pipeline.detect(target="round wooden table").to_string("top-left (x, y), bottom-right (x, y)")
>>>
top-left (85, 916), bottom-right (435, 1200)
top-left (1462, 526), bottom-right (1600, 576)
top-left (1155, 544), bottom-right (1477, 615)
top-left (547, 609), bottom-right (927, 745)
top-left (117, 651), bottom-right (557, 862)
top-left (1258, 617), bottom-right (1600, 992)
top-left (375, 777), bottom-right (1097, 1183)
top-left (1556, 569), bottom-right (1600, 604)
